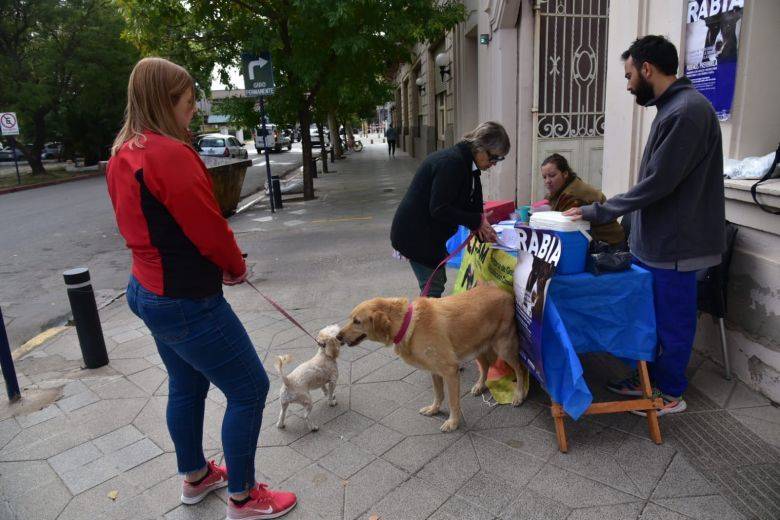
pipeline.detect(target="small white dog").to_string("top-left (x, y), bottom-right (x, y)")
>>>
top-left (276, 324), bottom-right (341, 431)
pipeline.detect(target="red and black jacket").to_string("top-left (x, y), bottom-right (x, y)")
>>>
top-left (107, 132), bottom-right (245, 298)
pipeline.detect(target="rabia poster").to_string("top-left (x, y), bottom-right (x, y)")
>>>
top-left (513, 227), bottom-right (561, 387)
top-left (685, 0), bottom-right (744, 120)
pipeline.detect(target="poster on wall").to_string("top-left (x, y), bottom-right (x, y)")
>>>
top-left (685, 0), bottom-right (744, 121)
top-left (513, 227), bottom-right (561, 387)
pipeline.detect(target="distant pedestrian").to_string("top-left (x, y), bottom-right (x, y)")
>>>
top-left (385, 123), bottom-right (397, 157)
top-left (391, 121), bottom-right (509, 297)
top-left (107, 57), bottom-right (297, 520)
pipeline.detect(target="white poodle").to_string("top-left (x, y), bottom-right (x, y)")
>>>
top-left (275, 324), bottom-right (341, 431)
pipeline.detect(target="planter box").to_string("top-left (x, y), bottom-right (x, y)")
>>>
top-left (202, 157), bottom-right (252, 216)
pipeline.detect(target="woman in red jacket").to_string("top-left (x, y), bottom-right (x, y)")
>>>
top-left (107, 57), bottom-right (296, 520)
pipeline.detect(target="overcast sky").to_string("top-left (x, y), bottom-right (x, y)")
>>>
top-left (210, 66), bottom-right (244, 91)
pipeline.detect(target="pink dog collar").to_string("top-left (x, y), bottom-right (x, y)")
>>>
top-left (393, 304), bottom-right (413, 344)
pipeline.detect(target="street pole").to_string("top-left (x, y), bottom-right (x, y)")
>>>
top-left (63, 268), bottom-right (109, 369)
top-left (258, 96), bottom-right (276, 213)
top-left (10, 137), bottom-right (20, 185)
top-left (0, 307), bottom-right (21, 402)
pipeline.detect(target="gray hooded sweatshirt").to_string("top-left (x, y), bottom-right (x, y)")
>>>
top-left (581, 77), bottom-right (725, 266)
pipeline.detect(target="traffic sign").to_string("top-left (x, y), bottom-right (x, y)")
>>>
top-left (241, 52), bottom-right (275, 96)
top-left (0, 112), bottom-right (19, 136)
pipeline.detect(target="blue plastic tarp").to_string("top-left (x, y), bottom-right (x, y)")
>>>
top-left (542, 265), bottom-right (657, 419)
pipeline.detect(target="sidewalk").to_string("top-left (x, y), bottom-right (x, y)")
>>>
top-left (1, 143), bottom-right (778, 520)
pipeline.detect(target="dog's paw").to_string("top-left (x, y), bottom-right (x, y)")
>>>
top-left (328, 400), bottom-right (337, 407)
top-left (309, 424), bottom-right (319, 432)
top-left (470, 382), bottom-right (487, 396)
top-left (440, 418), bottom-right (460, 432)
top-left (276, 422), bottom-right (285, 429)
top-left (419, 405), bottom-right (440, 416)
top-left (511, 392), bottom-right (524, 407)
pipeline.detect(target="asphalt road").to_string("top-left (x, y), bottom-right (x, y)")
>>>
top-left (0, 142), bottom-right (302, 349)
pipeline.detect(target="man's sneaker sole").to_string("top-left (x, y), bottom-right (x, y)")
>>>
top-left (631, 398), bottom-right (687, 417)
top-left (180, 479), bottom-right (228, 505)
top-left (606, 384), bottom-right (644, 397)
top-left (226, 501), bottom-right (297, 520)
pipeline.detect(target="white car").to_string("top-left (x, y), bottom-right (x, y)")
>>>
top-left (255, 124), bottom-right (292, 153)
top-left (196, 134), bottom-right (248, 159)
top-left (309, 124), bottom-right (330, 147)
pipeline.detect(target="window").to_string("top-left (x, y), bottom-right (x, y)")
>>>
top-left (435, 92), bottom-right (447, 143)
top-left (200, 138), bottom-right (225, 148)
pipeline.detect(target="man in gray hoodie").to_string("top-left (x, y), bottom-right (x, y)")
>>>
top-left (565, 35), bottom-right (725, 416)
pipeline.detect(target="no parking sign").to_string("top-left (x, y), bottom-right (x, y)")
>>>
top-left (1, 112), bottom-right (19, 136)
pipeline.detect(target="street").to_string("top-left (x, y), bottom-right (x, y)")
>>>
top-left (0, 142), bottom-right (302, 350)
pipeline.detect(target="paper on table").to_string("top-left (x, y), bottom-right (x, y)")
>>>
top-left (493, 224), bottom-right (521, 250)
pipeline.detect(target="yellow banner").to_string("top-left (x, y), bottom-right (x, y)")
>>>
top-left (453, 237), bottom-right (517, 295)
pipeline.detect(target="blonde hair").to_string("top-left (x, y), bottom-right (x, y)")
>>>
top-left (111, 57), bottom-right (196, 155)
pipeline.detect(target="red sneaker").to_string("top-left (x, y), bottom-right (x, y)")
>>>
top-left (180, 460), bottom-right (228, 505)
top-left (226, 483), bottom-right (298, 520)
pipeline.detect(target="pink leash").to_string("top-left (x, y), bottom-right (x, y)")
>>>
top-left (420, 232), bottom-right (474, 297)
top-left (245, 279), bottom-right (319, 344)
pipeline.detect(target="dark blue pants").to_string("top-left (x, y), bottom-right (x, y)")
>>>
top-left (410, 260), bottom-right (446, 298)
top-left (127, 277), bottom-right (269, 494)
top-left (634, 261), bottom-right (698, 397)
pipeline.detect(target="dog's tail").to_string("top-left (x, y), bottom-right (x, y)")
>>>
top-left (275, 355), bottom-right (293, 387)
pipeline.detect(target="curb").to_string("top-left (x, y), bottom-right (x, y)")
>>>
top-left (0, 171), bottom-right (104, 195)
top-left (234, 159), bottom-right (304, 216)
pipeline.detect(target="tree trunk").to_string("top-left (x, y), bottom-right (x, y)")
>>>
top-left (23, 110), bottom-right (48, 175)
top-left (316, 121), bottom-right (328, 173)
top-left (327, 112), bottom-right (340, 160)
top-left (298, 105), bottom-right (315, 200)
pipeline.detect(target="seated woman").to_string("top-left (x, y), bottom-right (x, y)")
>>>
top-left (541, 154), bottom-right (626, 247)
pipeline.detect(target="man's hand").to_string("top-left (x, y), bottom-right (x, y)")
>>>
top-left (223, 263), bottom-right (248, 285)
top-left (563, 207), bottom-right (583, 221)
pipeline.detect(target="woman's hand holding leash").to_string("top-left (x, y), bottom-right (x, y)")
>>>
top-left (223, 257), bottom-right (248, 285)
top-left (477, 211), bottom-right (498, 243)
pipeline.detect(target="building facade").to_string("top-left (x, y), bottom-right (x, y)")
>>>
top-left (392, 0), bottom-right (779, 401)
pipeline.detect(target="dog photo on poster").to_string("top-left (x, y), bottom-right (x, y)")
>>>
top-left (513, 227), bottom-right (561, 387)
top-left (685, 0), bottom-right (744, 120)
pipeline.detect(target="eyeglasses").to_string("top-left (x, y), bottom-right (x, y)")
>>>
top-left (488, 153), bottom-right (505, 163)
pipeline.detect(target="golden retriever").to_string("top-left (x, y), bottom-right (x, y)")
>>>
top-left (337, 284), bottom-right (526, 432)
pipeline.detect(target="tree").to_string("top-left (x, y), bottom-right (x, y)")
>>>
top-left (0, 0), bottom-right (139, 172)
top-left (118, 0), bottom-right (465, 199)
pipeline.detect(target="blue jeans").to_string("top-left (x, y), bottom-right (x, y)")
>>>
top-left (634, 261), bottom-right (698, 397)
top-left (126, 277), bottom-right (269, 494)
top-left (410, 260), bottom-right (446, 298)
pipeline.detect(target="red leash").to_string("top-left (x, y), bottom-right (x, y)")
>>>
top-left (420, 232), bottom-right (474, 297)
top-left (245, 279), bottom-right (319, 344)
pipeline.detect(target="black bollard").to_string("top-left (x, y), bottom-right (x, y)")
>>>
top-left (311, 157), bottom-right (318, 178)
top-left (271, 176), bottom-right (283, 209)
top-left (63, 268), bottom-right (108, 369)
top-left (0, 307), bottom-right (21, 402)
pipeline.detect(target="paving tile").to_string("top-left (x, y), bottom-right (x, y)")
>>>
top-left (651, 495), bottom-right (744, 520)
top-left (109, 357), bottom-right (155, 377)
top-left (16, 403), bottom-right (62, 428)
top-left (725, 382), bottom-right (771, 409)
top-left (290, 430), bottom-right (347, 460)
top-left (164, 494), bottom-right (226, 520)
top-left (123, 452), bottom-right (179, 490)
top-left (128, 366), bottom-right (168, 395)
top-left (350, 422), bottom-right (405, 456)
top-left (417, 434), bottom-right (480, 494)
top-left (0, 415), bottom-right (82, 461)
top-left (710, 463), bottom-right (780, 520)
top-left (0, 418), bottom-right (20, 449)
top-left (472, 433), bottom-right (546, 487)
top-left (455, 469), bottom-right (522, 515)
top-left (57, 389), bottom-right (100, 412)
top-left (137, 474), bottom-right (185, 517)
top-left (729, 407), bottom-right (780, 448)
top-left (429, 495), bottom-right (496, 520)
top-left (5, 476), bottom-right (71, 520)
top-left (349, 386), bottom-right (401, 421)
top-left (318, 442), bottom-right (375, 479)
top-left (343, 458), bottom-right (408, 520)
top-left (526, 464), bottom-right (642, 508)
top-left (473, 401), bottom-right (545, 430)
top-left (258, 421), bottom-right (310, 447)
top-left (350, 351), bottom-right (394, 383)
top-left (107, 437), bottom-right (164, 472)
top-left (93, 425), bottom-right (146, 454)
top-left (61, 380), bottom-right (90, 397)
top-left (689, 360), bottom-right (734, 407)
top-left (48, 440), bottom-right (102, 475)
top-left (279, 463), bottom-right (344, 520)
top-left (472, 426), bottom-right (557, 461)
top-left (568, 502), bottom-right (644, 520)
top-left (91, 376), bottom-right (148, 399)
top-left (382, 433), bottom-right (462, 473)
top-left (369, 476), bottom-right (448, 520)
top-left (379, 406), bottom-right (453, 436)
top-left (0, 501), bottom-right (15, 520)
top-left (255, 446), bottom-right (312, 484)
top-left (112, 329), bottom-right (145, 344)
top-left (500, 488), bottom-right (571, 519)
top-left (651, 453), bottom-right (716, 499)
top-left (61, 456), bottom-right (119, 494)
top-left (357, 357), bottom-right (416, 384)
top-left (638, 503), bottom-right (690, 519)
top-left (322, 410), bottom-right (373, 440)
top-left (0, 460), bottom-right (60, 498)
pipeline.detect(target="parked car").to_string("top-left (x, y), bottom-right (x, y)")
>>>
top-left (41, 142), bottom-right (63, 160)
top-left (195, 133), bottom-right (248, 159)
top-left (254, 123), bottom-right (292, 152)
top-left (0, 145), bottom-right (24, 161)
top-left (309, 124), bottom-right (330, 147)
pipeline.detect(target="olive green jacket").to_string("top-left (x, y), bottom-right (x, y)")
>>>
top-left (550, 177), bottom-right (625, 246)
